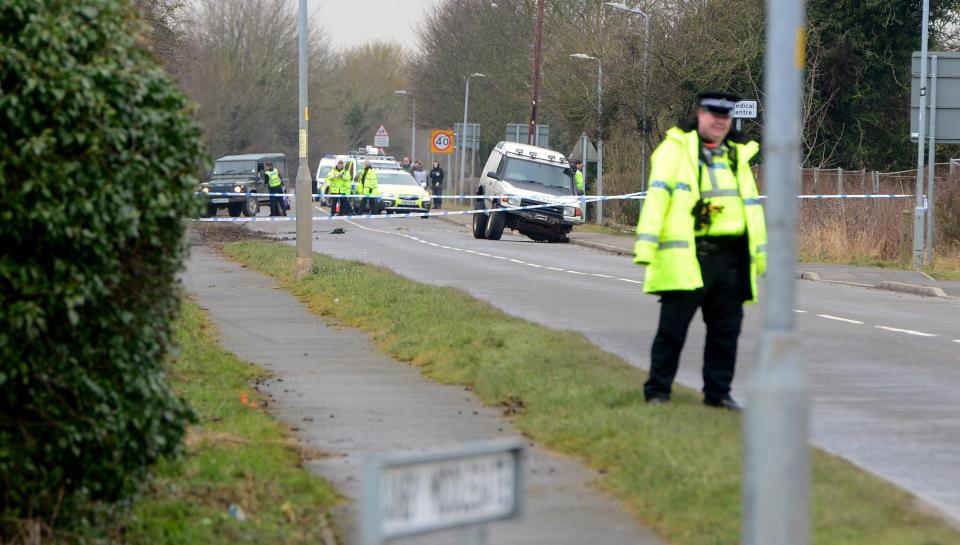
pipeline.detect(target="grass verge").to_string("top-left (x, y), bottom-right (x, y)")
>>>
top-left (224, 240), bottom-right (960, 545)
top-left (116, 300), bottom-right (338, 544)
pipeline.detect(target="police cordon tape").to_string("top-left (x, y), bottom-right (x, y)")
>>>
top-left (194, 192), bottom-right (919, 223)
top-left (195, 198), bottom-right (603, 223)
top-left (197, 191), bottom-right (916, 200)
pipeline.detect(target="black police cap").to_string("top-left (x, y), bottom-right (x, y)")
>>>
top-left (697, 91), bottom-right (741, 115)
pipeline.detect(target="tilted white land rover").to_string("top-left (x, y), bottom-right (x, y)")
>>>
top-left (472, 141), bottom-right (584, 242)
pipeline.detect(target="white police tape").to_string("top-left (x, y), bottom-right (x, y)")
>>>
top-left (196, 199), bottom-right (594, 223)
top-left (194, 192), bottom-right (919, 223)
top-left (197, 191), bottom-right (915, 200)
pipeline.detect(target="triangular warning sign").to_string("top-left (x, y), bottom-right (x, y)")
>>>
top-left (375, 124), bottom-right (389, 137)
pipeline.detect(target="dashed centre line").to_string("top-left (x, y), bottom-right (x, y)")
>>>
top-left (875, 326), bottom-right (938, 337)
top-left (817, 314), bottom-right (864, 325)
top-left (345, 219), bottom-right (645, 286)
top-left (340, 220), bottom-right (955, 344)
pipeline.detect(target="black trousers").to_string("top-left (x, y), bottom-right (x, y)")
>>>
top-left (357, 196), bottom-right (376, 214)
top-left (330, 195), bottom-right (352, 215)
top-left (643, 249), bottom-right (745, 402)
top-left (269, 185), bottom-right (284, 216)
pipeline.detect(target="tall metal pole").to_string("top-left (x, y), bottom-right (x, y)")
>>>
top-left (411, 96), bottom-right (417, 162)
top-left (528, 0), bottom-right (545, 144)
top-left (913, 0), bottom-right (931, 269)
top-left (460, 77), bottom-right (472, 200)
top-left (294, 0), bottom-right (312, 276)
top-left (743, 0), bottom-right (809, 543)
top-left (597, 60), bottom-right (604, 225)
top-left (926, 55), bottom-right (938, 267)
top-left (459, 73), bottom-right (484, 200)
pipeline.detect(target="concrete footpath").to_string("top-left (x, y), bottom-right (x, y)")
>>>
top-left (436, 214), bottom-right (960, 298)
top-left (183, 244), bottom-right (666, 545)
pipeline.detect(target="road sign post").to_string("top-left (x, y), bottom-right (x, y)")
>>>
top-left (361, 439), bottom-right (524, 545)
top-left (374, 124), bottom-right (390, 148)
top-left (431, 129), bottom-right (454, 154)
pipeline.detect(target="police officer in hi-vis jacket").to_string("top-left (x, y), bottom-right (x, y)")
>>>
top-left (633, 91), bottom-right (767, 411)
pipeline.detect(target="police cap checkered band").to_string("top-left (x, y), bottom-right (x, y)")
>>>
top-left (697, 91), bottom-right (741, 114)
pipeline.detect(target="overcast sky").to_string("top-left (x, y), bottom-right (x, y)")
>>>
top-left (312, 0), bottom-right (439, 51)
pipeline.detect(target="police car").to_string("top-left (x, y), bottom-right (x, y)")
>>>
top-left (375, 170), bottom-right (432, 215)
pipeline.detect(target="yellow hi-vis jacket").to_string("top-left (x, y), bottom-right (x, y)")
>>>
top-left (575, 170), bottom-right (585, 191)
top-left (326, 167), bottom-right (351, 194)
top-left (266, 168), bottom-right (282, 188)
top-left (633, 126), bottom-right (767, 303)
top-left (357, 168), bottom-right (379, 195)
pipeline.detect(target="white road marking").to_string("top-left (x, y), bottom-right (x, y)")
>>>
top-left (817, 314), bottom-right (864, 325)
top-left (794, 309), bottom-right (807, 313)
top-left (344, 219), bottom-right (646, 286)
top-left (954, 339), bottom-right (960, 344)
top-left (875, 326), bottom-right (937, 337)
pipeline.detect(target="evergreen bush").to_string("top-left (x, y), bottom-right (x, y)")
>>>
top-left (0, 0), bottom-right (204, 531)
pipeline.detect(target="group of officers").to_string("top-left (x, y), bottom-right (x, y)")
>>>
top-left (325, 159), bottom-right (380, 216)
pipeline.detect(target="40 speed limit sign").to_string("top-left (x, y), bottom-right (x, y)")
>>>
top-left (430, 130), bottom-right (454, 154)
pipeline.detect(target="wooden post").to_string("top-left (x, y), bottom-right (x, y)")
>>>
top-left (836, 167), bottom-right (843, 195)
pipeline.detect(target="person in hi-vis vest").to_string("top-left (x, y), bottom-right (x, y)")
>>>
top-left (326, 160), bottom-right (352, 216)
top-left (356, 161), bottom-right (380, 214)
top-left (264, 162), bottom-right (285, 217)
top-left (633, 91), bottom-right (767, 411)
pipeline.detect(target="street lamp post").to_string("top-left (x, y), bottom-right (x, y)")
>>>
top-left (394, 90), bottom-right (416, 162)
top-left (460, 73), bottom-right (485, 201)
top-left (570, 53), bottom-right (603, 225)
top-left (295, 0), bottom-right (311, 276)
top-left (605, 2), bottom-right (650, 190)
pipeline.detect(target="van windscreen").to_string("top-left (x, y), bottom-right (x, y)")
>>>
top-left (212, 160), bottom-right (257, 175)
top-left (501, 157), bottom-right (573, 190)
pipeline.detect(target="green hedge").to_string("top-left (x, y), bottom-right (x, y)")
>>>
top-left (0, 0), bottom-right (205, 531)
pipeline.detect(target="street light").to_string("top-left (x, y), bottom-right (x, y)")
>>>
top-left (570, 53), bottom-right (604, 225)
top-left (294, 0), bottom-right (311, 276)
top-left (394, 90), bottom-right (416, 162)
top-left (459, 73), bottom-right (485, 201)
top-left (605, 2), bottom-right (651, 190)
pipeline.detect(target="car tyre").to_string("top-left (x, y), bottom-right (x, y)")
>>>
top-left (202, 204), bottom-right (217, 218)
top-left (227, 202), bottom-right (242, 217)
top-left (242, 197), bottom-right (259, 217)
top-left (472, 194), bottom-right (488, 239)
top-left (485, 207), bottom-right (506, 240)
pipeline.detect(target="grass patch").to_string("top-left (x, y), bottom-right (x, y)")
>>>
top-left (116, 300), bottom-right (338, 544)
top-left (573, 222), bottom-right (634, 236)
top-left (224, 240), bottom-right (960, 545)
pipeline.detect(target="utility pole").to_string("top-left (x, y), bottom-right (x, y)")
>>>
top-left (742, 0), bottom-right (809, 544)
top-left (295, 0), bottom-right (312, 276)
top-left (913, 0), bottom-right (931, 269)
top-left (528, 0), bottom-right (545, 145)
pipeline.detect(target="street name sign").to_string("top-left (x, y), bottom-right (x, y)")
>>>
top-left (431, 129), bottom-right (454, 154)
top-left (360, 439), bottom-right (524, 544)
top-left (374, 124), bottom-right (390, 147)
top-left (732, 100), bottom-right (758, 119)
